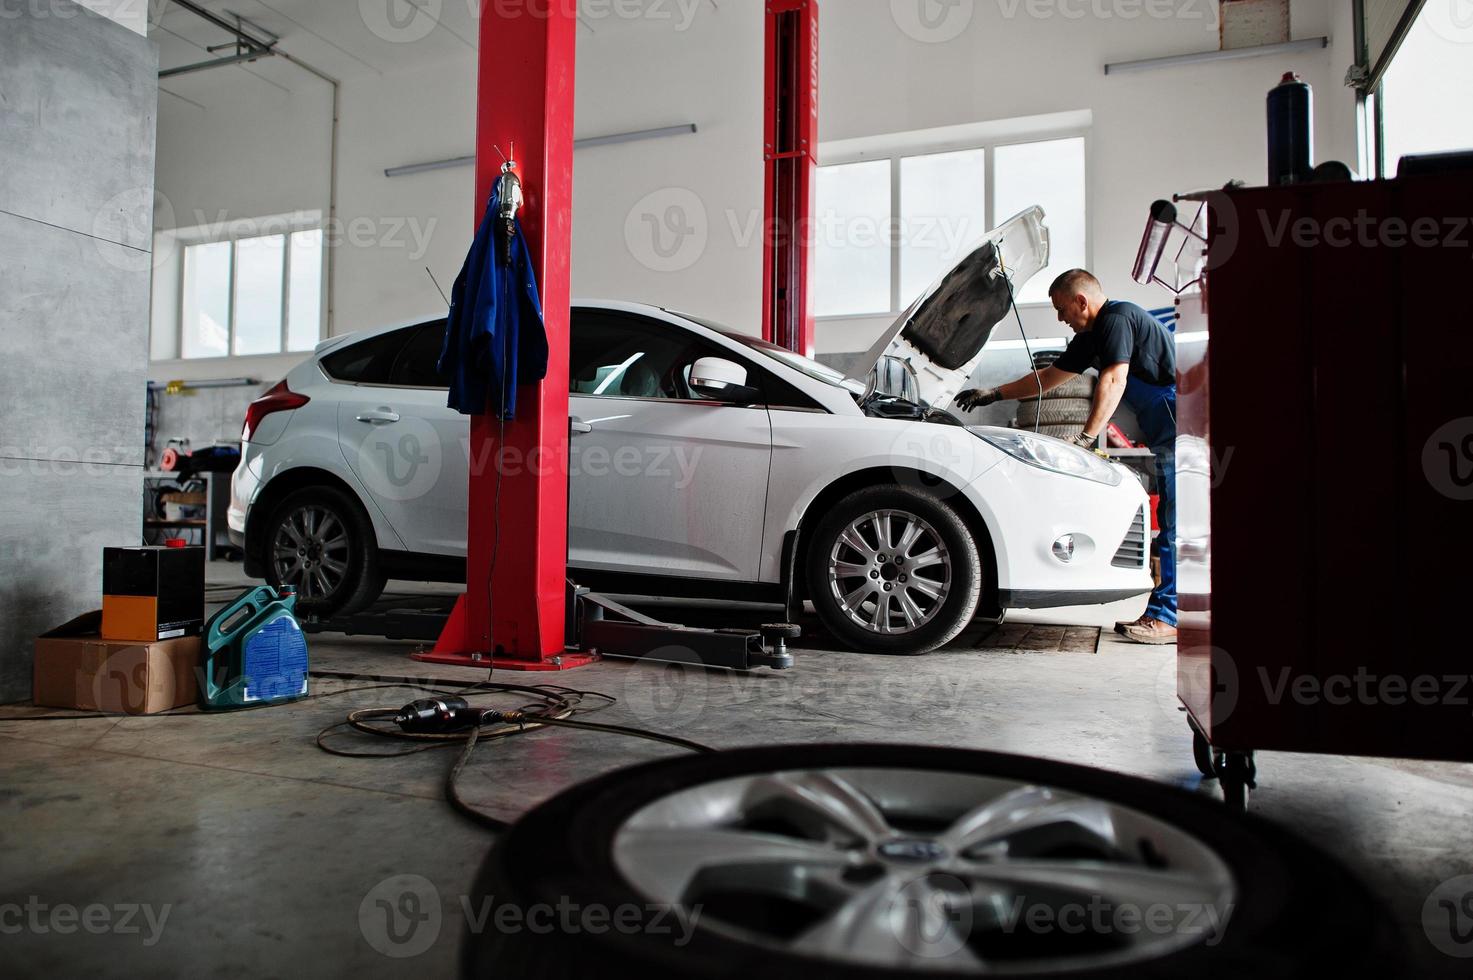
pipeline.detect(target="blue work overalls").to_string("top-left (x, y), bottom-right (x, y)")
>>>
top-left (1123, 375), bottom-right (1177, 627)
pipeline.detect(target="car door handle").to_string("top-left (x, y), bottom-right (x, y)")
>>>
top-left (356, 409), bottom-right (400, 424)
top-left (570, 418), bottom-right (593, 435)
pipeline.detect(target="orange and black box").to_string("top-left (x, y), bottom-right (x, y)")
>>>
top-left (101, 546), bottom-right (205, 641)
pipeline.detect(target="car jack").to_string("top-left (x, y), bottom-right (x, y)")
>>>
top-left (569, 583), bottom-right (796, 672)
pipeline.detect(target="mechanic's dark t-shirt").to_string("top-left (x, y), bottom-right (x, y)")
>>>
top-left (1054, 300), bottom-right (1175, 387)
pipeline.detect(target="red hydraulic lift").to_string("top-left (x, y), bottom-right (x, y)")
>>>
top-left (762, 0), bottom-right (819, 358)
top-left (416, 0), bottom-right (592, 672)
top-left (413, 1), bottom-right (795, 676)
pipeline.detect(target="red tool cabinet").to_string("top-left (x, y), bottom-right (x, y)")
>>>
top-left (1176, 169), bottom-right (1473, 802)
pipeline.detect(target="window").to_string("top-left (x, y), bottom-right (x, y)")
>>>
top-left (994, 138), bottom-right (1086, 304)
top-left (321, 328), bottom-right (413, 385)
top-left (900, 148), bottom-right (987, 301)
top-left (814, 161), bottom-right (892, 316)
top-left (390, 321), bottom-right (450, 388)
top-left (570, 312), bottom-right (714, 400)
top-left (180, 240), bottom-right (231, 359)
top-left (815, 133), bottom-right (1087, 317)
top-left (1377, 3), bottom-right (1473, 175)
top-left (178, 227), bottom-right (324, 359)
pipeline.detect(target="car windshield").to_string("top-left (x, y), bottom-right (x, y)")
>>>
top-left (672, 312), bottom-right (865, 393)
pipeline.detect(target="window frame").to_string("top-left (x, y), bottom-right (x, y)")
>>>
top-left (171, 214), bottom-right (326, 361)
top-left (816, 125), bottom-right (1091, 321)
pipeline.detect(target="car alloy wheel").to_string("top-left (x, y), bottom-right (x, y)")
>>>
top-left (263, 485), bottom-right (384, 617)
top-left (806, 485), bottom-right (981, 655)
top-left (463, 744), bottom-right (1396, 979)
top-left (611, 767), bottom-right (1235, 972)
top-left (271, 503), bottom-right (350, 602)
top-left (827, 509), bottom-right (951, 635)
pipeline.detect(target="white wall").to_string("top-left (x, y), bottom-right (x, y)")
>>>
top-left (151, 0), bottom-right (1362, 383)
top-left (818, 0), bottom-right (1349, 352)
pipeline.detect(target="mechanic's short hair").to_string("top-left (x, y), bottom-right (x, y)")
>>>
top-left (1048, 269), bottom-right (1102, 298)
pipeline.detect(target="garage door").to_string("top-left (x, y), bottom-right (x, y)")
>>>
top-left (1361, 0), bottom-right (1426, 89)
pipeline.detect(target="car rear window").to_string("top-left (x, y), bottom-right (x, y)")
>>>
top-left (320, 327), bottom-right (414, 384)
top-left (390, 321), bottom-right (449, 388)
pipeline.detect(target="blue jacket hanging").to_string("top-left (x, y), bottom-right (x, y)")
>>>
top-left (438, 183), bottom-right (549, 418)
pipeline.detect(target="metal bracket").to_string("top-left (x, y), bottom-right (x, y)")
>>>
top-left (160, 2), bottom-right (279, 78)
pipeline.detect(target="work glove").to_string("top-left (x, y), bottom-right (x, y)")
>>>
top-left (954, 388), bottom-right (1002, 411)
top-left (1071, 431), bottom-right (1098, 449)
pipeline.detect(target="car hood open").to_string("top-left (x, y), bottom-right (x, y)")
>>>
top-left (845, 206), bottom-right (1050, 409)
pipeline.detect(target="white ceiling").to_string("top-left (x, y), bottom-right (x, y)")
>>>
top-left (153, 0), bottom-right (478, 80)
top-left (152, 0), bottom-right (721, 105)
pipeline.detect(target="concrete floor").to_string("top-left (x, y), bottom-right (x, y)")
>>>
top-left (2, 563), bottom-right (1471, 977)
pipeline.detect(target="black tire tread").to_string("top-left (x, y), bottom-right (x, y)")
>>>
top-left (1017, 397), bottom-right (1093, 427)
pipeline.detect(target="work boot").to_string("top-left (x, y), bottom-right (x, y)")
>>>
top-left (1114, 613), bottom-right (1150, 635)
top-left (1121, 617), bottom-right (1178, 645)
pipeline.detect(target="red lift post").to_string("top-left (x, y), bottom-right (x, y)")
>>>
top-left (762, 0), bottom-right (819, 358)
top-left (416, 1), bottom-right (592, 672)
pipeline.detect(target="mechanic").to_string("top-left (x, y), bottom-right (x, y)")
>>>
top-left (955, 269), bottom-right (1178, 645)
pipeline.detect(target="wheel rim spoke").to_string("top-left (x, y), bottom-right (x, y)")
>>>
top-left (868, 593), bottom-right (891, 632)
top-left (739, 772), bottom-right (893, 843)
top-left (909, 547), bottom-right (945, 572)
top-left (614, 827), bottom-right (854, 902)
top-left (894, 518), bottom-right (925, 559)
top-left (955, 859), bottom-right (1227, 913)
top-left (873, 513), bottom-right (893, 551)
top-left (907, 576), bottom-right (943, 601)
top-left (838, 526), bottom-right (875, 560)
top-left (895, 589), bottom-right (925, 628)
top-left (839, 581), bottom-right (875, 612)
top-left (279, 522), bottom-right (305, 549)
top-left (791, 873), bottom-right (984, 968)
top-left (314, 513), bottom-right (340, 545)
top-left (948, 792), bottom-right (1124, 856)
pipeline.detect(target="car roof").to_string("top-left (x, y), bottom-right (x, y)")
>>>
top-left (314, 300), bottom-right (724, 358)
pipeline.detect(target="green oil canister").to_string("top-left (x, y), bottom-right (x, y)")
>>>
top-left (201, 586), bottom-right (310, 710)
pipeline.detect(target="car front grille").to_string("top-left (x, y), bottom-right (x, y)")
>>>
top-left (1111, 507), bottom-right (1148, 568)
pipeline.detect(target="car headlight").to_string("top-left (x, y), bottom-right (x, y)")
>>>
top-left (972, 427), bottom-right (1125, 487)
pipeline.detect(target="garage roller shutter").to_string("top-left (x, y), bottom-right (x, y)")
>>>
top-left (1361, 0), bottom-right (1426, 89)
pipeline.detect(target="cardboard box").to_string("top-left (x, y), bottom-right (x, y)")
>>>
top-left (102, 546), bottom-right (204, 641)
top-left (34, 611), bottom-right (200, 714)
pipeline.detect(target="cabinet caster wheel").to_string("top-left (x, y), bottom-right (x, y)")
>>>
top-left (1217, 751), bottom-right (1256, 812)
top-left (1191, 728), bottom-right (1221, 779)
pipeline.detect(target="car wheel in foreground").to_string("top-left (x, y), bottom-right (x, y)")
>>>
top-left (263, 485), bottom-right (384, 617)
top-left (463, 744), bottom-right (1395, 979)
top-left (806, 485), bottom-right (981, 655)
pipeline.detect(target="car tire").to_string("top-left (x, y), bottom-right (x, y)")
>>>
top-left (1015, 423), bottom-right (1083, 440)
top-left (1021, 373), bottom-right (1095, 401)
top-left (805, 485), bottom-right (981, 655)
top-left (262, 485), bottom-right (385, 617)
top-left (463, 743), bottom-right (1397, 980)
top-left (1017, 397), bottom-right (1093, 427)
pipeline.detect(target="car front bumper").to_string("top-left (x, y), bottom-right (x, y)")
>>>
top-left (968, 452), bottom-right (1155, 603)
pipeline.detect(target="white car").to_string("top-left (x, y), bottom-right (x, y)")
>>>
top-left (229, 207), bottom-right (1151, 654)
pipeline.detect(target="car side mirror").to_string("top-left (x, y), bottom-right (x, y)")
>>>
top-left (689, 357), bottom-right (760, 404)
